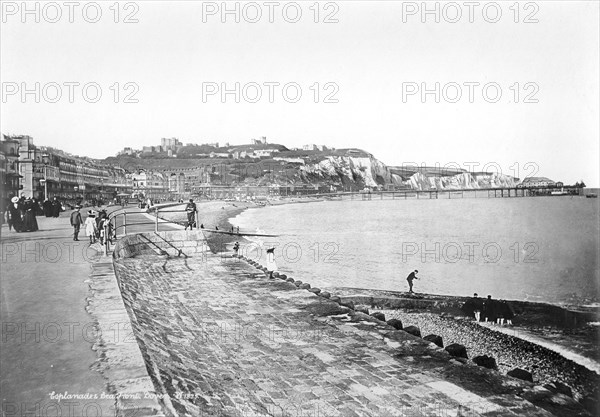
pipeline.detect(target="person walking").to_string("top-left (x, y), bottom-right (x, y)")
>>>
top-left (7, 196), bottom-right (22, 232)
top-left (70, 205), bottom-right (84, 241)
top-left (84, 210), bottom-right (98, 244)
top-left (266, 247), bottom-right (277, 279)
top-left (184, 199), bottom-right (197, 230)
top-left (406, 270), bottom-right (419, 293)
top-left (51, 197), bottom-right (61, 218)
top-left (21, 197), bottom-right (39, 232)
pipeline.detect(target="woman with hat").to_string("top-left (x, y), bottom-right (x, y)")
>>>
top-left (21, 197), bottom-right (39, 232)
top-left (8, 196), bottom-right (23, 232)
top-left (84, 210), bottom-right (98, 244)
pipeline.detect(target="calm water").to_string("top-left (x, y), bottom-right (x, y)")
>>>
top-left (231, 197), bottom-right (600, 308)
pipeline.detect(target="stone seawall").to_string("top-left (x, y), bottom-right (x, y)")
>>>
top-left (113, 230), bottom-right (208, 260)
top-left (109, 230), bottom-right (594, 416)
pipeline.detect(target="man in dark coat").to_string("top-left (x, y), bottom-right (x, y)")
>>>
top-left (184, 199), bottom-right (197, 230)
top-left (43, 199), bottom-right (53, 217)
top-left (51, 197), bottom-right (61, 217)
top-left (70, 205), bottom-right (84, 241)
top-left (483, 295), bottom-right (497, 323)
top-left (406, 270), bottom-right (418, 293)
top-left (472, 293), bottom-right (484, 322)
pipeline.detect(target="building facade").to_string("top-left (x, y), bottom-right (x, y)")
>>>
top-left (3, 134), bottom-right (132, 206)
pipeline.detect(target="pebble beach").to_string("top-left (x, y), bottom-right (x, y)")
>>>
top-left (379, 309), bottom-right (600, 401)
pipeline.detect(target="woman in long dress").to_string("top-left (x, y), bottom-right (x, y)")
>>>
top-left (21, 198), bottom-right (39, 232)
top-left (8, 196), bottom-right (23, 232)
top-left (266, 247), bottom-right (277, 279)
top-left (84, 210), bottom-right (97, 244)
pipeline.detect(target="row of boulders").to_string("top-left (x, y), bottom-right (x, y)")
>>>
top-left (235, 257), bottom-right (592, 412)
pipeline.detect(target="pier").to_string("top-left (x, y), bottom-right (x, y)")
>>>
top-left (314, 186), bottom-right (584, 201)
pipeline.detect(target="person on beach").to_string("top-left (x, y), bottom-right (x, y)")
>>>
top-left (463, 293), bottom-right (484, 321)
top-left (70, 205), bottom-right (84, 241)
top-left (84, 210), bottom-right (97, 244)
top-left (406, 270), bottom-right (418, 293)
top-left (498, 300), bottom-right (515, 325)
top-left (266, 247), bottom-right (277, 279)
top-left (483, 295), bottom-right (497, 323)
top-left (185, 199), bottom-right (197, 230)
top-left (236, 226), bottom-right (239, 234)
top-left (233, 242), bottom-right (240, 256)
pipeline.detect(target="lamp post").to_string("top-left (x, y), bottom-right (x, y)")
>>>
top-left (42, 153), bottom-right (50, 199)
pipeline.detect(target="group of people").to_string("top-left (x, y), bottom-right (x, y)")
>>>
top-left (463, 293), bottom-right (515, 325)
top-left (42, 197), bottom-right (63, 218)
top-left (4, 195), bottom-right (42, 233)
top-left (70, 206), bottom-right (112, 244)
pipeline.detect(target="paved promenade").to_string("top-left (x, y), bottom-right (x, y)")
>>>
top-left (0, 214), bottom-right (116, 415)
top-left (0, 206), bottom-right (180, 416)
top-left (113, 250), bottom-right (573, 416)
top-left (2, 209), bottom-right (590, 416)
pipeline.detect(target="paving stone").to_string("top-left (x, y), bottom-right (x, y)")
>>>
top-left (111, 245), bottom-right (568, 417)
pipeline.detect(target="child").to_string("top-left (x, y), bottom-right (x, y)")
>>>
top-left (84, 210), bottom-right (97, 244)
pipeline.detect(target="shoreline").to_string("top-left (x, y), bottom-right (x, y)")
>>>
top-left (159, 198), bottom-right (600, 369)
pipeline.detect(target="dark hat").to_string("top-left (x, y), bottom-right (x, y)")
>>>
top-left (266, 248), bottom-right (275, 254)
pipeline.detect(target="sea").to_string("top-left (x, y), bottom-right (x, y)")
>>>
top-left (231, 195), bottom-right (600, 309)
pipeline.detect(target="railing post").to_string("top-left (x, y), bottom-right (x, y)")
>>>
top-left (123, 212), bottom-right (127, 236)
top-left (155, 208), bottom-right (159, 232)
top-left (103, 221), bottom-right (109, 256)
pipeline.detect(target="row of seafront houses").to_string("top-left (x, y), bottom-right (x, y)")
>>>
top-left (0, 135), bottom-right (330, 210)
top-left (1, 134), bottom-right (577, 211)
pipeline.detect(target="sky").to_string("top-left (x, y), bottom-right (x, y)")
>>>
top-left (1, 1), bottom-right (599, 186)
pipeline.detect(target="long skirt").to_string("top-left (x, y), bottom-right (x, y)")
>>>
top-left (22, 211), bottom-right (39, 232)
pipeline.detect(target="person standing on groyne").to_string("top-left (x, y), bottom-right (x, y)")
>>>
top-left (185, 199), bottom-right (197, 230)
top-left (266, 247), bottom-right (277, 279)
top-left (406, 270), bottom-right (419, 293)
